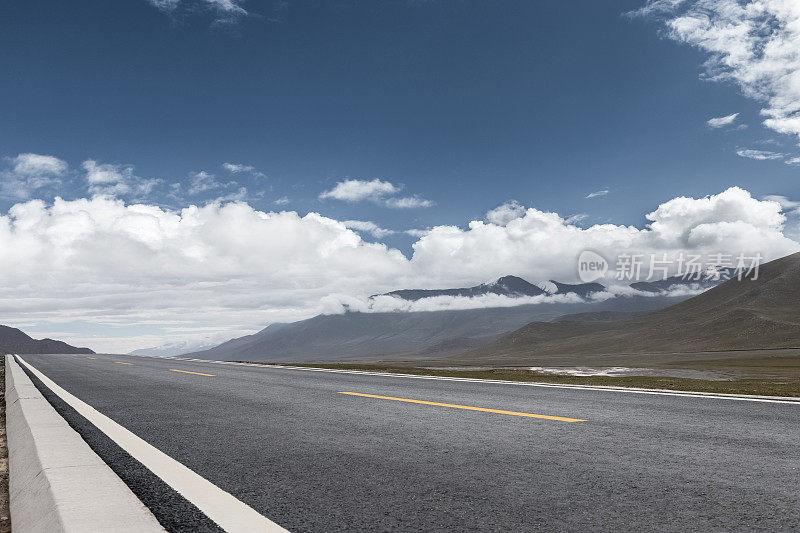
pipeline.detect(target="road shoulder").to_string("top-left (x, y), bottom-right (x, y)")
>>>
top-left (5, 354), bottom-right (165, 532)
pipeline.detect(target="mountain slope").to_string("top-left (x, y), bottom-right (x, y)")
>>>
top-left (453, 252), bottom-right (800, 363)
top-left (185, 295), bottom-right (685, 362)
top-left (0, 325), bottom-right (94, 355)
top-left (630, 272), bottom-right (727, 293)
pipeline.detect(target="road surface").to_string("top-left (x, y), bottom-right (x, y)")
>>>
top-left (16, 353), bottom-right (800, 532)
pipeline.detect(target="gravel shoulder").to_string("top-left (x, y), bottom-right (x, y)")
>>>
top-left (0, 361), bottom-right (11, 533)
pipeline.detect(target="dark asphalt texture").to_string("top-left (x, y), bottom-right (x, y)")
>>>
top-left (19, 361), bottom-right (224, 533)
top-left (18, 353), bottom-right (800, 532)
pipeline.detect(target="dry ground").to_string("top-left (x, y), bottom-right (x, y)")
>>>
top-left (239, 360), bottom-right (800, 397)
top-left (0, 361), bottom-right (10, 532)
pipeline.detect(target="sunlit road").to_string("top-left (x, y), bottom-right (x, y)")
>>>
top-left (17, 353), bottom-right (800, 532)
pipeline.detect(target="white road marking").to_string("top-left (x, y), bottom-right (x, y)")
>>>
top-left (16, 355), bottom-right (287, 533)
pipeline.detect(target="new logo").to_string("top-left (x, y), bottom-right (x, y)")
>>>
top-left (577, 250), bottom-right (608, 282)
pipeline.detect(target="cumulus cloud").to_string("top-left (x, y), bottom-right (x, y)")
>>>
top-left (736, 149), bottom-right (784, 160)
top-left (485, 201), bottom-right (525, 226)
top-left (319, 178), bottom-right (433, 208)
top-left (635, 0), bottom-right (800, 140)
top-left (764, 194), bottom-right (800, 241)
top-left (0, 153), bottom-right (67, 200)
top-left (83, 160), bottom-right (161, 198)
top-left (707, 113), bottom-right (739, 128)
top-left (0, 186), bottom-right (796, 352)
top-left (0, 197), bottom-right (410, 351)
top-left (8, 153), bottom-right (67, 177)
top-left (586, 189), bottom-right (609, 199)
top-left (319, 179), bottom-right (400, 202)
top-left (409, 187), bottom-right (797, 288)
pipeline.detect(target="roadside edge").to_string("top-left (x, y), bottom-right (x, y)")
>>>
top-left (4, 354), bottom-right (165, 532)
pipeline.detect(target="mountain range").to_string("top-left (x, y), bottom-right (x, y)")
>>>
top-left (130, 338), bottom-right (222, 357)
top-left (184, 294), bottom-right (686, 362)
top-left (452, 252), bottom-right (800, 365)
top-left (0, 325), bottom-right (94, 355)
top-left (151, 272), bottom-right (729, 361)
top-left (377, 275), bottom-right (605, 300)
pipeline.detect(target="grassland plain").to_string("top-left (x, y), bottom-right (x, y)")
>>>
top-left (237, 361), bottom-right (800, 398)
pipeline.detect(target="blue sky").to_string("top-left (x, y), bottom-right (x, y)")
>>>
top-left (2, 0), bottom-right (797, 244)
top-left (1, 0), bottom-right (800, 351)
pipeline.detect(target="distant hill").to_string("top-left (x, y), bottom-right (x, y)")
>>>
top-left (185, 295), bottom-right (685, 363)
top-left (0, 325), bottom-right (94, 355)
top-left (130, 338), bottom-right (222, 357)
top-left (630, 270), bottom-right (731, 293)
top-left (378, 275), bottom-right (545, 301)
top-left (536, 280), bottom-right (607, 298)
top-left (451, 252), bottom-right (800, 364)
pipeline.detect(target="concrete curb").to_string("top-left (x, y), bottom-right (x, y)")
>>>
top-left (5, 354), bottom-right (165, 532)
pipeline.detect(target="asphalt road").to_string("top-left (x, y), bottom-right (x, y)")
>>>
top-left (18, 353), bottom-right (800, 532)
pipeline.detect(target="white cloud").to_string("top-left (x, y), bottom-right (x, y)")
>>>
top-left (146, 0), bottom-right (180, 11)
top-left (586, 189), bottom-right (609, 199)
top-left (82, 160), bottom-right (161, 198)
top-left (321, 292), bottom-right (587, 315)
top-left (319, 179), bottom-right (400, 202)
top-left (320, 283), bottom-right (711, 315)
top-left (319, 178), bottom-right (432, 208)
top-left (736, 149), bottom-right (784, 160)
top-left (343, 220), bottom-right (395, 239)
top-left (384, 196), bottom-right (434, 209)
top-left (0, 186), bottom-right (796, 352)
top-left (565, 213), bottom-right (589, 225)
top-left (214, 186), bottom-right (248, 203)
top-left (0, 153), bottom-right (67, 200)
top-left (273, 196), bottom-right (290, 206)
top-left (410, 187), bottom-right (797, 288)
top-left (222, 162), bottom-right (265, 178)
top-left (8, 153), bottom-right (68, 177)
top-left (205, 0), bottom-right (246, 15)
top-left (707, 113), bottom-right (739, 128)
top-left (486, 201), bottom-right (525, 226)
top-left (763, 194), bottom-right (800, 210)
top-left (785, 156), bottom-right (800, 165)
top-left (636, 0), bottom-right (800, 140)
top-left (0, 197), bottom-right (410, 351)
top-left (187, 171), bottom-right (222, 195)
top-left (145, 0), bottom-right (248, 21)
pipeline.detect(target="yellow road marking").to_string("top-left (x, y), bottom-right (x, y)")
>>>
top-left (338, 392), bottom-right (586, 422)
top-left (114, 362), bottom-right (133, 365)
top-left (87, 357), bottom-right (97, 359)
top-left (170, 369), bottom-right (215, 377)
